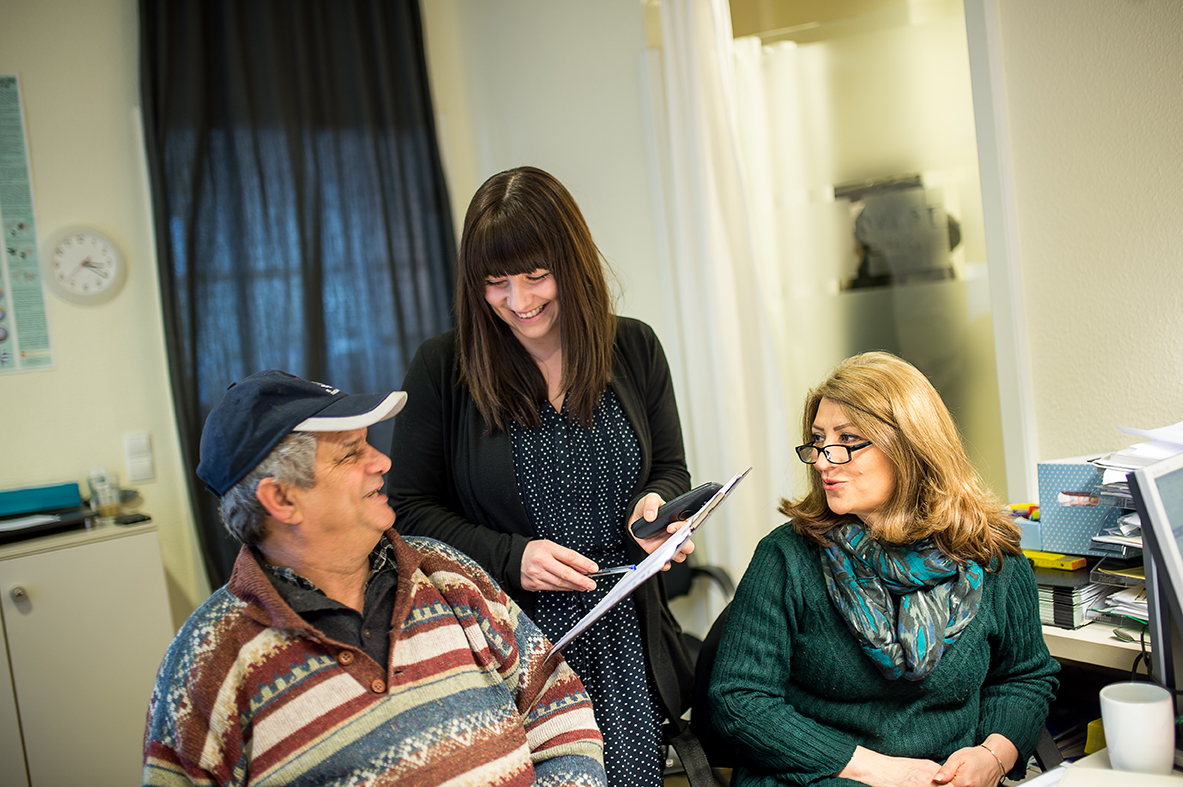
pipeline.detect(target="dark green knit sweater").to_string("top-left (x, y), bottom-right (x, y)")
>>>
top-left (709, 524), bottom-right (1059, 786)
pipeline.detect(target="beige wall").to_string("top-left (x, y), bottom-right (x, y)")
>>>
top-left (993, 0), bottom-right (1183, 460)
top-left (0, 0), bottom-right (207, 626)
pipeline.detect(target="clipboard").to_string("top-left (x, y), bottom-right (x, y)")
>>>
top-left (547, 467), bottom-right (751, 658)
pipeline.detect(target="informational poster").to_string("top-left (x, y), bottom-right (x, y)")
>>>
top-left (0, 74), bottom-right (53, 372)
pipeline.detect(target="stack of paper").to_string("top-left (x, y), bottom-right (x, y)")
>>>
top-left (1095, 585), bottom-right (1149, 624)
top-left (1092, 510), bottom-right (1142, 549)
top-left (1085, 422), bottom-right (1183, 557)
top-left (1034, 566), bottom-right (1115, 629)
top-left (1093, 420), bottom-right (1183, 485)
top-left (1087, 556), bottom-right (1147, 626)
top-left (1038, 584), bottom-right (1114, 629)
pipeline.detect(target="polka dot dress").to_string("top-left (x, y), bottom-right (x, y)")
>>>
top-left (511, 388), bottom-right (664, 787)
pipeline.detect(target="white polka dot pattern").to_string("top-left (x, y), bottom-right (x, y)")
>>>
top-left (511, 388), bottom-right (664, 787)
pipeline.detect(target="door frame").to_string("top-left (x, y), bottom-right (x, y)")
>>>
top-left (964, 0), bottom-right (1038, 502)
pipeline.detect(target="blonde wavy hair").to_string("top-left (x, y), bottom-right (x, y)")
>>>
top-left (779, 352), bottom-right (1020, 567)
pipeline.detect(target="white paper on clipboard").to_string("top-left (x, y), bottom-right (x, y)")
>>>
top-left (546, 467), bottom-right (750, 658)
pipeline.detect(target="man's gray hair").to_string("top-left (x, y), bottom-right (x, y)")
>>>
top-left (218, 432), bottom-right (318, 545)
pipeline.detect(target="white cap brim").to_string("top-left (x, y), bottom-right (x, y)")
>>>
top-left (294, 390), bottom-right (408, 432)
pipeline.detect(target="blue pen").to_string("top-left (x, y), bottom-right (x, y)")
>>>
top-left (586, 565), bottom-right (636, 578)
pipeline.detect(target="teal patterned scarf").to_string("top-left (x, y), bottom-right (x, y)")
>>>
top-left (820, 521), bottom-right (984, 681)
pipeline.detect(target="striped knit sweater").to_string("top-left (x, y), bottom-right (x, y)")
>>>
top-left (143, 531), bottom-right (606, 786)
top-left (709, 524), bottom-right (1059, 787)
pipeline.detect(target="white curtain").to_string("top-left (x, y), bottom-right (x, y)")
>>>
top-left (642, 5), bottom-right (1008, 635)
top-left (731, 35), bottom-right (866, 403)
top-left (642, 0), bottom-right (792, 632)
top-left (728, 19), bottom-right (1006, 499)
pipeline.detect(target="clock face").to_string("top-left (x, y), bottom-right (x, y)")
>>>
top-left (43, 228), bottom-right (126, 304)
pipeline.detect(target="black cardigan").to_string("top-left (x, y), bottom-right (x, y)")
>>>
top-left (388, 316), bottom-right (695, 720)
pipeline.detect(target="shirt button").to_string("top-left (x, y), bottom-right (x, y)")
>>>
top-left (370, 679), bottom-right (386, 694)
top-left (338, 651), bottom-right (354, 665)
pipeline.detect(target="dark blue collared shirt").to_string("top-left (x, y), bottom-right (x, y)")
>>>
top-left (258, 539), bottom-right (399, 670)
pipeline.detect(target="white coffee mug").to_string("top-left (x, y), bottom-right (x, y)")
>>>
top-left (1100, 681), bottom-right (1176, 774)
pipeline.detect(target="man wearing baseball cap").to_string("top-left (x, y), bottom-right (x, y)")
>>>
top-left (142, 371), bottom-right (605, 786)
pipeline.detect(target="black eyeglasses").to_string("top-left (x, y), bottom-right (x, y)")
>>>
top-left (795, 441), bottom-right (873, 465)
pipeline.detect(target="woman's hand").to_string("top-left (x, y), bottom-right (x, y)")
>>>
top-left (627, 492), bottom-right (695, 570)
top-left (837, 745), bottom-right (943, 787)
top-left (932, 735), bottom-right (1016, 787)
top-left (521, 539), bottom-right (598, 592)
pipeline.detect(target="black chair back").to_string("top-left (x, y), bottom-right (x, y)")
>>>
top-left (690, 602), bottom-right (734, 769)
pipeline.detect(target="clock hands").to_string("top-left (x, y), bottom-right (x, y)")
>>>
top-left (64, 257), bottom-right (110, 281)
top-left (45, 228), bottom-right (125, 303)
top-left (81, 258), bottom-right (110, 278)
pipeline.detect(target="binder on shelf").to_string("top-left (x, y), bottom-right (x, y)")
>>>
top-left (1090, 610), bottom-right (1141, 627)
top-left (0, 482), bottom-right (92, 544)
top-left (0, 482), bottom-right (81, 517)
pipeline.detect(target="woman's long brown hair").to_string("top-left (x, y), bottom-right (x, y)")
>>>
top-left (455, 167), bottom-right (616, 432)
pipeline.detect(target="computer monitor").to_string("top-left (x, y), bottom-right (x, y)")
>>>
top-left (1127, 450), bottom-right (1183, 765)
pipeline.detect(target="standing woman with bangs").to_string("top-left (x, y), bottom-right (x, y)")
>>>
top-left (709, 352), bottom-right (1058, 787)
top-left (388, 166), bottom-right (696, 786)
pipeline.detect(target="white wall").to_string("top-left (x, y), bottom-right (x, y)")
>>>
top-left (428, 0), bottom-right (1183, 500)
top-left (0, 0), bottom-right (207, 626)
top-left (992, 0), bottom-right (1183, 461)
top-left (421, 0), bottom-right (667, 330)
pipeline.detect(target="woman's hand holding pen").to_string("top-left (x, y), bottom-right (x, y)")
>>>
top-left (520, 493), bottom-right (695, 591)
top-left (521, 540), bottom-right (599, 592)
top-left (628, 492), bottom-right (695, 570)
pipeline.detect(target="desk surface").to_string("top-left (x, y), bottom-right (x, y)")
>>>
top-left (1054, 749), bottom-right (1183, 785)
top-left (1042, 622), bottom-right (1144, 672)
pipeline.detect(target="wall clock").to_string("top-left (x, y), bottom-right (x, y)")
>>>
top-left (41, 226), bottom-right (127, 304)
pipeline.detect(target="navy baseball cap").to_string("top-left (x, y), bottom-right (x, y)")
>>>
top-left (196, 370), bottom-right (407, 497)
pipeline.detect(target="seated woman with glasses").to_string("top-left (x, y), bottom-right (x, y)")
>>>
top-left (709, 352), bottom-right (1058, 787)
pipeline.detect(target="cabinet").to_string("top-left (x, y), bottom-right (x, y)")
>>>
top-left (0, 522), bottom-right (175, 787)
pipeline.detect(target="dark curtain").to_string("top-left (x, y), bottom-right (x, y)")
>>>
top-left (139, 0), bottom-right (456, 588)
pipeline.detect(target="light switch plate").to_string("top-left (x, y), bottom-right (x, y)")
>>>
top-left (124, 431), bottom-right (155, 483)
